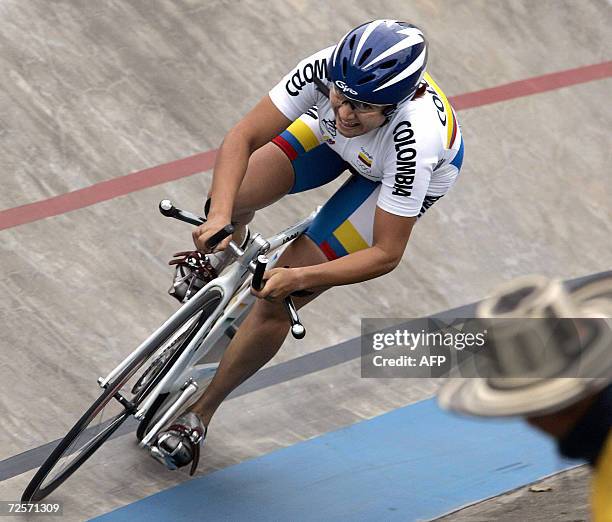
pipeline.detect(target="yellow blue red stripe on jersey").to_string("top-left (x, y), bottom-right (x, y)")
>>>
top-left (271, 122), bottom-right (380, 260)
top-left (424, 73), bottom-right (457, 149)
top-left (272, 118), bottom-right (320, 160)
top-left (307, 175), bottom-right (378, 260)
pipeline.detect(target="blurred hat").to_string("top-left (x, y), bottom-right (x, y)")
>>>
top-left (438, 273), bottom-right (612, 417)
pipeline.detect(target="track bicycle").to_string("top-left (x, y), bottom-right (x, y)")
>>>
top-left (22, 199), bottom-right (318, 501)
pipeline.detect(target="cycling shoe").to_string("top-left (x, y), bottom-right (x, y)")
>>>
top-left (150, 412), bottom-right (207, 475)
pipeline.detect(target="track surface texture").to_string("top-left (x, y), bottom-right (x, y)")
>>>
top-left (0, 1), bottom-right (610, 520)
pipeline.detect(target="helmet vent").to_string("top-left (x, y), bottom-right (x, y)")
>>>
top-left (357, 48), bottom-right (372, 66)
top-left (357, 74), bottom-right (375, 85)
top-left (376, 71), bottom-right (396, 87)
top-left (348, 34), bottom-right (357, 50)
top-left (379, 59), bottom-right (398, 69)
top-left (342, 57), bottom-right (348, 76)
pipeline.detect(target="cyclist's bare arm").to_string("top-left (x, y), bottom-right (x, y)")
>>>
top-left (297, 207), bottom-right (416, 288)
top-left (193, 96), bottom-right (291, 251)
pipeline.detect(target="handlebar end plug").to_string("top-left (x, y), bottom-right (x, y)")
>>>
top-left (159, 199), bottom-right (175, 216)
top-left (291, 324), bottom-right (306, 339)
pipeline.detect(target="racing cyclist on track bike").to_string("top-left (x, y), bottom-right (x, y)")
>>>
top-left (151, 19), bottom-right (465, 472)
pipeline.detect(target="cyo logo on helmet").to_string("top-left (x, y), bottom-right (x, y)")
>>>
top-left (334, 80), bottom-right (358, 96)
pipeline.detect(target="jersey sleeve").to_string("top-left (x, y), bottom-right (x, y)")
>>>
top-left (377, 119), bottom-right (438, 217)
top-left (268, 46), bottom-right (334, 122)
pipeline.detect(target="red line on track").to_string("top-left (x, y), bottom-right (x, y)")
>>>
top-left (1, 61), bottom-right (611, 231)
top-left (0, 151), bottom-right (217, 231)
top-left (450, 60), bottom-right (612, 110)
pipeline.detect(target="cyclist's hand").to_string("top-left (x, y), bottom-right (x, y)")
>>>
top-left (192, 215), bottom-right (233, 253)
top-left (251, 267), bottom-right (305, 302)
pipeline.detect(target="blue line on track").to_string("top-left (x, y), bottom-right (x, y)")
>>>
top-left (91, 398), bottom-right (574, 521)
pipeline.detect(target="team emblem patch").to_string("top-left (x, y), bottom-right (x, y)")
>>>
top-left (355, 147), bottom-right (374, 174)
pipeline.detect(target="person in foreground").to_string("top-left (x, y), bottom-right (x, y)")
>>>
top-left (150, 20), bottom-right (465, 472)
top-left (438, 274), bottom-right (612, 522)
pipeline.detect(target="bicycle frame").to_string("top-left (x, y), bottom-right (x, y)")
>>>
top-left (96, 207), bottom-right (319, 447)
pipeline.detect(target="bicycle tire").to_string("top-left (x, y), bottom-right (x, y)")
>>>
top-left (22, 370), bottom-right (136, 501)
top-left (22, 289), bottom-right (223, 501)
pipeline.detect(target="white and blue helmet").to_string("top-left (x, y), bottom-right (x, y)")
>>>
top-left (329, 20), bottom-right (428, 106)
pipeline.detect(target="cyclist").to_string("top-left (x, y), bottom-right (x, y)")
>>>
top-left (151, 19), bottom-right (465, 472)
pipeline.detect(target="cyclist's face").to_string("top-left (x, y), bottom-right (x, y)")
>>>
top-left (330, 86), bottom-right (389, 137)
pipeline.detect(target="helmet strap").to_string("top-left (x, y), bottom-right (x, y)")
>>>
top-left (313, 76), bottom-right (330, 98)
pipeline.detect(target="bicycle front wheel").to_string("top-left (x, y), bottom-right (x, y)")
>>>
top-left (22, 288), bottom-right (223, 501)
top-left (134, 291), bottom-right (223, 441)
top-left (22, 370), bottom-right (135, 501)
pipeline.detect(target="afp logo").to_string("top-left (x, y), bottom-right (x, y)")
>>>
top-left (334, 80), bottom-right (358, 97)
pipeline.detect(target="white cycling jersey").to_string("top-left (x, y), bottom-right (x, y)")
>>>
top-left (269, 46), bottom-right (464, 218)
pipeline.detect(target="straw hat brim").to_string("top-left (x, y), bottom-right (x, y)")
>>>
top-left (437, 276), bottom-right (612, 417)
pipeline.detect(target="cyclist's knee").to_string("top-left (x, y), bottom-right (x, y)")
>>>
top-left (250, 299), bottom-right (289, 325)
top-left (206, 143), bottom-right (294, 221)
top-left (234, 209), bottom-right (255, 225)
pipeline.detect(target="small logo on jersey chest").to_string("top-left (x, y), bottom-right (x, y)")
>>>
top-left (355, 147), bottom-right (374, 174)
top-left (358, 148), bottom-right (373, 167)
top-left (320, 118), bottom-right (337, 144)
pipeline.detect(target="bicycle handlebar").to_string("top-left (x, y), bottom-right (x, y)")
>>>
top-left (283, 297), bottom-right (306, 339)
top-left (205, 224), bottom-right (235, 250)
top-left (252, 255), bottom-right (268, 291)
top-left (160, 199), bottom-right (306, 339)
top-left (159, 199), bottom-right (234, 250)
top-left (250, 256), bottom-right (306, 339)
top-left (159, 199), bottom-right (205, 226)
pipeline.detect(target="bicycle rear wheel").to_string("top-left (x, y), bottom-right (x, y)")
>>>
top-left (22, 289), bottom-right (222, 501)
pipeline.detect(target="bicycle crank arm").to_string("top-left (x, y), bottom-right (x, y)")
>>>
top-left (139, 380), bottom-right (199, 448)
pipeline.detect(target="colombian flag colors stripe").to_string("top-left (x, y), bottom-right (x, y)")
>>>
top-left (274, 118), bottom-right (320, 159)
top-left (287, 118), bottom-right (320, 153)
top-left (424, 72), bottom-right (457, 149)
top-left (272, 135), bottom-right (298, 160)
top-left (358, 151), bottom-right (372, 167)
top-left (320, 240), bottom-right (339, 260)
top-left (333, 220), bottom-right (369, 254)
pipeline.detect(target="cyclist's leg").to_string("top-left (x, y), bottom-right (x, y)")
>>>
top-left (210, 112), bottom-right (346, 230)
top-left (154, 234), bottom-right (329, 470)
top-left (170, 114), bottom-right (346, 302)
top-left (189, 233), bottom-right (329, 426)
top-left (157, 117), bottom-right (373, 461)
top-left (189, 174), bottom-right (382, 426)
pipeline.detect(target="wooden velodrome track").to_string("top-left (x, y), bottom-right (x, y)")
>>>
top-left (1, 1), bottom-right (610, 520)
